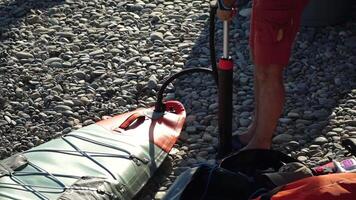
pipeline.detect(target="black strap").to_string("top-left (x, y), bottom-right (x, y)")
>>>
top-left (220, 149), bottom-right (299, 173)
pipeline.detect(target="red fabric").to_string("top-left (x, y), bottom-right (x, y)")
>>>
top-left (249, 0), bottom-right (309, 66)
top-left (254, 173), bottom-right (356, 200)
top-left (97, 101), bottom-right (186, 153)
top-left (118, 112), bottom-right (145, 129)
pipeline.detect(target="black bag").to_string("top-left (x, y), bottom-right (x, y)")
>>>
top-left (163, 149), bottom-right (300, 200)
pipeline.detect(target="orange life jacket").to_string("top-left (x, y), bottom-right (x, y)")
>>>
top-left (255, 173), bottom-right (356, 200)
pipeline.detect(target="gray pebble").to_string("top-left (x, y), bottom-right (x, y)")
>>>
top-left (74, 71), bottom-right (86, 79)
top-left (239, 8), bottom-right (251, 17)
top-left (314, 136), bottom-right (328, 144)
top-left (239, 118), bottom-right (250, 127)
top-left (208, 103), bottom-right (218, 110)
top-left (332, 128), bottom-right (343, 133)
top-left (54, 105), bottom-right (72, 112)
top-left (148, 75), bottom-right (158, 89)
top-left (313, 109), bottom-right (330, 119)
top-left (154, 191), bottom-right (166, 200)
top-left (186, 126), bottom-right (197, 134)
top-left (45, 57), bottom-right (63, 65)
top-left (297, 156), bottom-right (308, 162)
top-left (89, 49), bottom-right (104, 57)
top-left (287, 112), bottom-right (300, 118)
top-left (0, 120), bottom-right (8, 127)
top-left (56, 32), bottom-right (75, 38)
top-left (279, 118), bottom-right (292, 123)
top-left (14, 51), bottom-right (33, 59)
top-left (150, 32), bottom-right (164, 42)
top-left (202, 134), bottom-right (213, 142)
top-left (272, 134), bottom-right (293, 144)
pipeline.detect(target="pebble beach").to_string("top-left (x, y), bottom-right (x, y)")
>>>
top-left (0, 0), bottom-right (355, 199)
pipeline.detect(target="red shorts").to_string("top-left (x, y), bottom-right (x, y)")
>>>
top-left (249, 0), bottom-right (309, 66)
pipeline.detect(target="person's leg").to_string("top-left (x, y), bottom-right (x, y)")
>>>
top-left (234, 0), bottom-right (309, 150)
top-left (244, 64), bottom-right (285, 149)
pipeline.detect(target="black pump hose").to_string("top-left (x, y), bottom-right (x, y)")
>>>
top-left (209, 1), bottom-right (218, 83)
top-left (154, 67), bottom-right (213, 112)
top-left (153, 2), bottom-right (219, 113)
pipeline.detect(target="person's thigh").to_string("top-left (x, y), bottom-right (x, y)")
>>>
top-left (249, 0), bottom-right (309, 66)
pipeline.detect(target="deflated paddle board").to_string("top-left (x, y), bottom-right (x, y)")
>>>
top-left (0, 101), bottom-right (186, 200)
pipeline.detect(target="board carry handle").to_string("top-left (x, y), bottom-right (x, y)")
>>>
top-left (118, 101), bottom-right (185, 130)
top-left (164, 100), bottom-right (185, 114)
top-left (119, 112), bottom-right (146, 130)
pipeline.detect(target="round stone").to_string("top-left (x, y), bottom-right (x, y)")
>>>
top-left (314, 137), bottom-right (328, 144)
top-left (297, 156), bottom-right (308, 162)
top-left (272, 134), bottom-right (293, 144)
top-left (150, 32), bottom-right (164, 41)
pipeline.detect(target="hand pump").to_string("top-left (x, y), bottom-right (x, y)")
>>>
top-left (217, 20), bottom-right (233, 158)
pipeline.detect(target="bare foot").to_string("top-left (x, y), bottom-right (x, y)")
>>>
top-left (241, 134), bottom-right (272, 150)
top-left (237, 122), bottom-right (257, 145)
top-left (232, 122), bottom-right (257, 151)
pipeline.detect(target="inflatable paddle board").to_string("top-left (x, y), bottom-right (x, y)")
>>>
top-left (0, 101), bottom-right (186, 200)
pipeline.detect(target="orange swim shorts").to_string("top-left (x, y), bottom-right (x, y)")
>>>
top-left (249, 0), bottom-right (309, 66)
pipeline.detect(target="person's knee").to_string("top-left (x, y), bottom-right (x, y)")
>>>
top-left (255, 64), bottom-right (284, 83)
